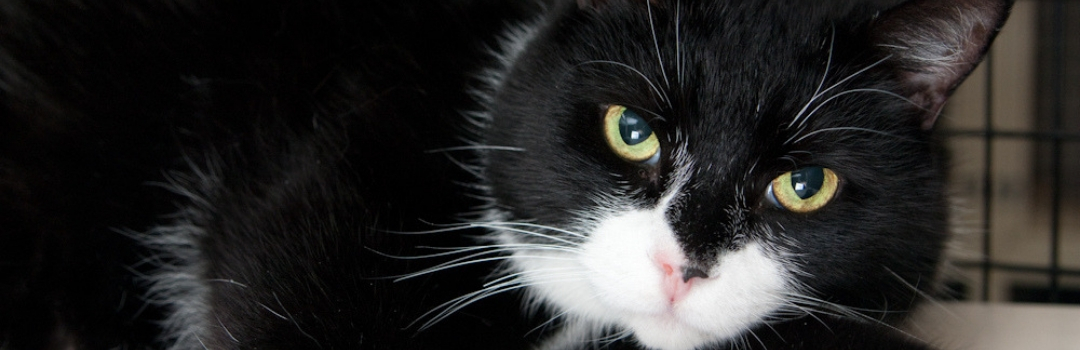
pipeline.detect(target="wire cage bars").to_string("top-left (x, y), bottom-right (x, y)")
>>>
top-left (940, 0), bottom-right (1080, 304)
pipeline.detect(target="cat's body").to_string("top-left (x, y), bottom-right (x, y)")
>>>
top-left (0, 0), bottom-right (1009, 349)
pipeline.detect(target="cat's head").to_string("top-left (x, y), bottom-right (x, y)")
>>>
top-left (479, 0), bottom-right (1010, 348)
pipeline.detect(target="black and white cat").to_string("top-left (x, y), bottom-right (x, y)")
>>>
top-left (0, 0), bottom-right (1010, 349)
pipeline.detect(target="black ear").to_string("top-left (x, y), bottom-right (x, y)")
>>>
top-left (871, 0), bottom-right (1013, 129)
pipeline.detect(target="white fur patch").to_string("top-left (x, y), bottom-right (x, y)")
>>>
top-left (500, 172), bottom-right (791, 350)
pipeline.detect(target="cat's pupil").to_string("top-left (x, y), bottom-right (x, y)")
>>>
top-left (790, 167), bottom-right (825, 199)
top-left (618, 109), bottom-right (652, 146)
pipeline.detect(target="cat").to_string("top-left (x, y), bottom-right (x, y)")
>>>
top-left (0, 0), bottom-right (1011, 349)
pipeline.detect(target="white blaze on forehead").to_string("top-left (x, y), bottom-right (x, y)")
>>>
top-left (503, 151), bottom-right (792, 350)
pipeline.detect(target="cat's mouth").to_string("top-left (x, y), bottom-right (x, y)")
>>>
top-left (623, 312), bottom-right (716, 350)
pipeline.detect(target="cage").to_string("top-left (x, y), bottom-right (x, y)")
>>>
top-left (938, 0), bottom-right (1080, 305)
top-left (906, 1), bottom-right (1080, 348)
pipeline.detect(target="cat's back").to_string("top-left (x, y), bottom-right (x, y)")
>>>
top-left (0, 0), bottom-right (536, 348)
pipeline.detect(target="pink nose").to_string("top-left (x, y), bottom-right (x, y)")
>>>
top-left (659, 261), bottom-right (707, 303)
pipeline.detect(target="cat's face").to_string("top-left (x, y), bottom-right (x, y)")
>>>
top-left (479, 0), bottom-right (1007, 348)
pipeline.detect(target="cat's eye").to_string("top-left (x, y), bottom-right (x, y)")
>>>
top-left (766, 166), bottom-right (839, 213)
top-left (603, 105), bottom-right (660, 164)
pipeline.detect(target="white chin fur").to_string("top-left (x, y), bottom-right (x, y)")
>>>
top-left (503, 204), bottom-right (790, 350)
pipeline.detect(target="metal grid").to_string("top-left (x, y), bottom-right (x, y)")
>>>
top-left (941, 0), bottom-right (1080, 304)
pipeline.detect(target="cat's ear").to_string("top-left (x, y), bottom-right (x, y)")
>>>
top-left (870, 0), bottom-right (1013, 129)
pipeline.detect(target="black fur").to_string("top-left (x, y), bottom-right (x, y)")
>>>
top-left (1, 0), bottom-right (1009, 349)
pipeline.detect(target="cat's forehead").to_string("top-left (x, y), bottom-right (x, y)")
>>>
top-left (543, 1), bottom-right (879, 122)
top-left (546, 8), bottom-right (868, 145)
top-left (551, 2), bottom-right (862, 65)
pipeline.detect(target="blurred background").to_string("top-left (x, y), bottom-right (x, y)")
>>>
top-left (905, 2), bottom-right (1080, 348)
top-left (937, 0), bottom-right (1078, 305)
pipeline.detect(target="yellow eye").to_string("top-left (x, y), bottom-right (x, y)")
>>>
top-left (603, 105), bottom-right (660, 164)
top-left (767, 167), bottom-right (839, 213)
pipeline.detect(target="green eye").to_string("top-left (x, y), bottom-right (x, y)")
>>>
top-left (767, 166), bottom-right (839, 213)
top-left (603, 105), bottom-right (660, 164)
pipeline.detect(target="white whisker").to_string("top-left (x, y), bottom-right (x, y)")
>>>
top-left (393, 252), bottom-right (576, 283)
top-left (591, 327), bottom-right (634, 345)
top-left (646, 1), bottom-right (670, 88)
top-left (789, 28), bottom-right (836, 129)
top-left (217, 316), bottom-right (239, 343)
top-left (675, 0), bottom-right (684, 87)
top-left (439, 152), bottom-right (484, 180)
top-left (882, 267), bottom-right (957, 319)
top-left (385, 220), bottom-right (588, 241)
top-left (525, 309), bottom-right (573, 337)
top-left (790, 55), bottom-right (893, 129)
top-left (788, 126), bottom-right (915, 145)
top-left (780, 287), bottom-right (925, 343)
top-left (473, 221), bottom-right (589, 239)
top-left (366, 244), bottom-right (516, 261)
top-left (425, 145), bottom-right (526, 153)
top-left (576, 60), bottom-right (671, 108)
top-left (412, 279), bottom-right (527, 331)
top-left (412, 271), bottom-right (587, 331)
top-left (803, 88), bottom-right (920, 126)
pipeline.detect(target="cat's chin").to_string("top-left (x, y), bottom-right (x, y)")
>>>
top-left (622, 314), bottom-right (718, 350)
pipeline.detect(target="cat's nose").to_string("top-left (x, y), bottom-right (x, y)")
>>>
top-left (681, 266), bottom-right (709, 283)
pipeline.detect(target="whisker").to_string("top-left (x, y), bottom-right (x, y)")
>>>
top-left (412, 272), bottom-right (587, 331)
top-left (774, 299), bottom-right (831, 328)
top-left (273, 292), bottom-right (322, 348)
top-left (439, 152), bottom-right (484, 180)
top-left (411, 279), bottom-right (527, 331)
top-left (362, 245), bottom-right (495, 263)
top-left (257, 302), bottom-right (289, 321)
top-left (788, 126), bottom-right (917, 145)
top-left (790, 55), bottom-right (893, 129)
top-left (646, 1), bottom-right (670, 88)
top-left (591, 327), bottom-right (634, 346)
top-left (393, 252), bottom-right (577, 282)
top-left (743, 327), bottom-right (767, 350)
top-left (576, 60), bottom-right (671, 109)
top-left (675, 0), bottom-right (684, 87)
top-left (386, 220), bottom-right (588, 242)
top-left (195, 335), bottom-right (209, 350)
top-left (526, 309), bottom-right (573, 337)
top-left (485, 268), bottom-right (586, 288)
top-left (882, 267), bottom-right (957, 319)
top-left (424, 145), bottom-right (526, 153)
top-left (473, 221), bottom-right (589, 239)
top-left (397, 256), bottom-right (519, 283)
top-left (789, 28), bottom-right (836, 129)
top-left (478, 225), bottom-right (584, 246)
top-left (781, 290), bottom-right (925, 342)
top-left (217, 316), bottom-right (239, 343)
top-left (788, 87), bottom-right (925, 144)
top-left (205, 279), bottom-right (250, 288)
top-left (416, 243), bottom-right (572, 253)
top-left (377, 223), bottom-right (478, 235)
